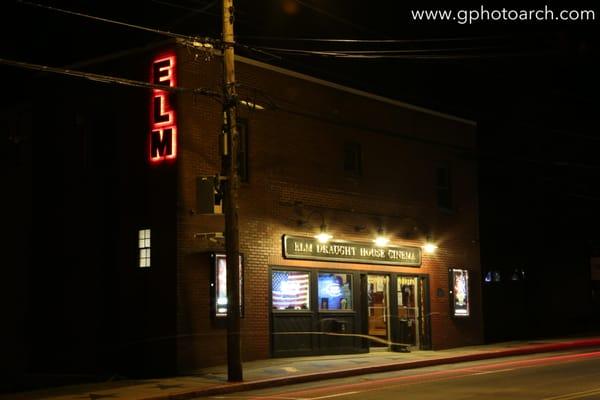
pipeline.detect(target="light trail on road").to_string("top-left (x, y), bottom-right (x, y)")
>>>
top-left (214, 349), bottom-right (600, 400)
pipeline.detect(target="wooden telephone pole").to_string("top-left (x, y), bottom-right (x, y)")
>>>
top-left (222, 0), bottom-right (243, 382)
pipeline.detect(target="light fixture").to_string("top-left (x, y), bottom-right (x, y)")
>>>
top-left (423, 233), bottom-right (438, 254)
top-left (373, 226), bottom-right (389, 247)
top-left (423, 242), bottom-right (438, 254)
top-left (314, 223), bottom-right (332, 243)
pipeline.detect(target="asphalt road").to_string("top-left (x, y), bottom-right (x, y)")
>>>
top-left (202, 349), bottom-right (600, 400)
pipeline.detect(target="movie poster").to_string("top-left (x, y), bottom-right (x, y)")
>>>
top-left (451, 268), bottom-right (470, 317)
top-left (214, 254), bottom-right (243, 317)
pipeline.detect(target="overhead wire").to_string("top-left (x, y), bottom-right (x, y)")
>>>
top-left (18, 0), bottom-right (282, 62)
top-left (0, 57), bottom-right (222, 100)
top-left (236, 82), bottom-right (600, 173)
top-left (17, 0), bottom-right (528, 63)
top-left (246, 46), bottom-right (550, 60)
top-left (260, 46), bottom-right (503, 54)
top-left (14, 1), bottom-right (591, 140)
top-left (237, 35), bottom-right (511, 44)
top-left (291, 0), bottom-right (388, 37)
top-left (18, 0), bottom-right (217, 45)
top-left (149, 0), bottom-right (220, 17)
top-left (149, 0), bottom-right (222, 34)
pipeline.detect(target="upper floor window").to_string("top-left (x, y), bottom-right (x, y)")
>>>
top-left (138, 228), bottom-right (151, 268)
top-left (436, 164), bottom-right (452, 210)
top-left (344, 142), bottom-right (362, 176)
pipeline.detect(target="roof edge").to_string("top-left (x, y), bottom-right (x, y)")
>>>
top-left (235, 54), bottom-right (476, 127)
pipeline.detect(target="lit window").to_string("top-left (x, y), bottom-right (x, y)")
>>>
top-left (272, 271), bottom-right (310, 311)
top-left (318, 273), bottom-right (352, 310)
top-left (138, 229), bottom-right (151, 268)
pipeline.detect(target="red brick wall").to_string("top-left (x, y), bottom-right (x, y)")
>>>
top-left (173, 46), bottom-right (482, 371)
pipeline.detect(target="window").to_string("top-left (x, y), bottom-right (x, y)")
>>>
top-left (318, 273), bottom-right (352, 310)
top-left (138, 229), bottom-right (151, 268)
top-left (343, 142), bottom-right (362, 176)
top-left (272, 270), bottom-right (310, 310)
top-left (436, 164), bottom-right (452, 210)
top-left (213, 254), bottom-right (243, 317)
top-left (237, 119), bottom-right (248, 183)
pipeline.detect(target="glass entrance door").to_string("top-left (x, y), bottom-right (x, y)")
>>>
top-left (397, 276), bottom-right (421, 348)
top-left (367, 275), bottom-right (389, 347)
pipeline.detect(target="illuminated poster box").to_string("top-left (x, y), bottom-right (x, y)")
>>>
top-left (449, 268), bottom-right (470, 317)
top-left (212, 253), bottom-right (243, 318)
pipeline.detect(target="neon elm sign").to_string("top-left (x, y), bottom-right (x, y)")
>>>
top-left (149, 53), bottom-right (177, 163)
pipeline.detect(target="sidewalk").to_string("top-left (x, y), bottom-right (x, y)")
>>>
top-left (4, 336), bottom-right (600, 400)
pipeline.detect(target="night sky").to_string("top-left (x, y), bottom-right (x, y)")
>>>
top-left (3, 2), bottom-right (599, 243)
top-left (2, 0), bottom-right (599, 337)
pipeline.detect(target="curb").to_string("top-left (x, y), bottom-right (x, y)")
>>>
top-left (145, 338), bottom-right (600, 400)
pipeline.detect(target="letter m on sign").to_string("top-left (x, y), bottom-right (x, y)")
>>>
top-left (150, 127), bottom-right (177, 162)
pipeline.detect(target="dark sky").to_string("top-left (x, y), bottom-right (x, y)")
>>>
top-left (2, 0), bottom-right (599, 244)
top-left (2, 0), bottom-right (597, 117)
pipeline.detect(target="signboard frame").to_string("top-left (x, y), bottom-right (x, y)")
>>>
top-left (282, 235), bottom-right (422, 267)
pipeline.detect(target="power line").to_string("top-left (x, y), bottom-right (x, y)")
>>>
top-left (0, 57), bottom-right (221, 99)
top-left (18, 0), bottom-right (217, 45)
top-left (249, 46), bottom-right (503, 55)
top-left (66, 40), bottom-right (174, 70)
top-left (149, 0), bottom-right (220, 16)
top-left (279, 47), bottom-right (503, 54)
top-left (247, 46), bottom-right (551, 60)
top-left (235, 83), bottom-right (473, 153)
top-left (236, 83), bottom-right (600, 173)
top-left (18, 1), bottom-right (279, 62)
top-left (291, 0), bottom-right (388, 37)
top-left (237, 35), bottom-right (510, 44)
top-left (151, 0), bottom-right (221, 32)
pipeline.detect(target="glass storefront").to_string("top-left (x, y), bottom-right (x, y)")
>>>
top-left (367, 275), bottom-right (389, 347)
top-left (271, 270), bottom-right (310, 311)
top-left (318, 272), bottom-right (353, 310)
top-left (270, 268), bottom-right (430, 357)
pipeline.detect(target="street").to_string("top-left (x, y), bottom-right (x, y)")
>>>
top-left (202, 349), bottom-right (600, 400)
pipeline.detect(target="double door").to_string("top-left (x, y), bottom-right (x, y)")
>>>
top-left (397, 276), bottom-right (422, 348)
top-left (365, 274), bottom-right (428, 350)
top-left (367, 275), bottom-right (389, 347)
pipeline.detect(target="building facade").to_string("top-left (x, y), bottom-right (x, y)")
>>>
top-left (4, 40), bottom-right (482, 379)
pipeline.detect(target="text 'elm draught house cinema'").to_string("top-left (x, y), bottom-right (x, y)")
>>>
top-left (19, 39), bottom-right (482, 376)
top-left (128, 40), bottom-right (483, 374)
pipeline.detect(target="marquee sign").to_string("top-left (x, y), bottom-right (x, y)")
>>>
top-left (283, 235), bottom-right (421, 267)
top-left (149, 53), bottom-right (177, 163)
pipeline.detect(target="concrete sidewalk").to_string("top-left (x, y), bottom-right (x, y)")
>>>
top-left (4, 337), bottom-right (600, 400)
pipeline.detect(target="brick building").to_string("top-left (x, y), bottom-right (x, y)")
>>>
top-left (4, 40), bottom-right (482, 379)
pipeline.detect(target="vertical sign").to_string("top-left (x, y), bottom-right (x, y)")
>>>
top-left (150, 53), bottom-right (177, 163)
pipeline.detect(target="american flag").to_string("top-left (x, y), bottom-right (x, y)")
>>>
top-left (272, 271), bottom-right (310, 310)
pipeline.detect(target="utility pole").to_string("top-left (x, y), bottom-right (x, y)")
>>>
top-left (222, 0), bottom-right (243, 382)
